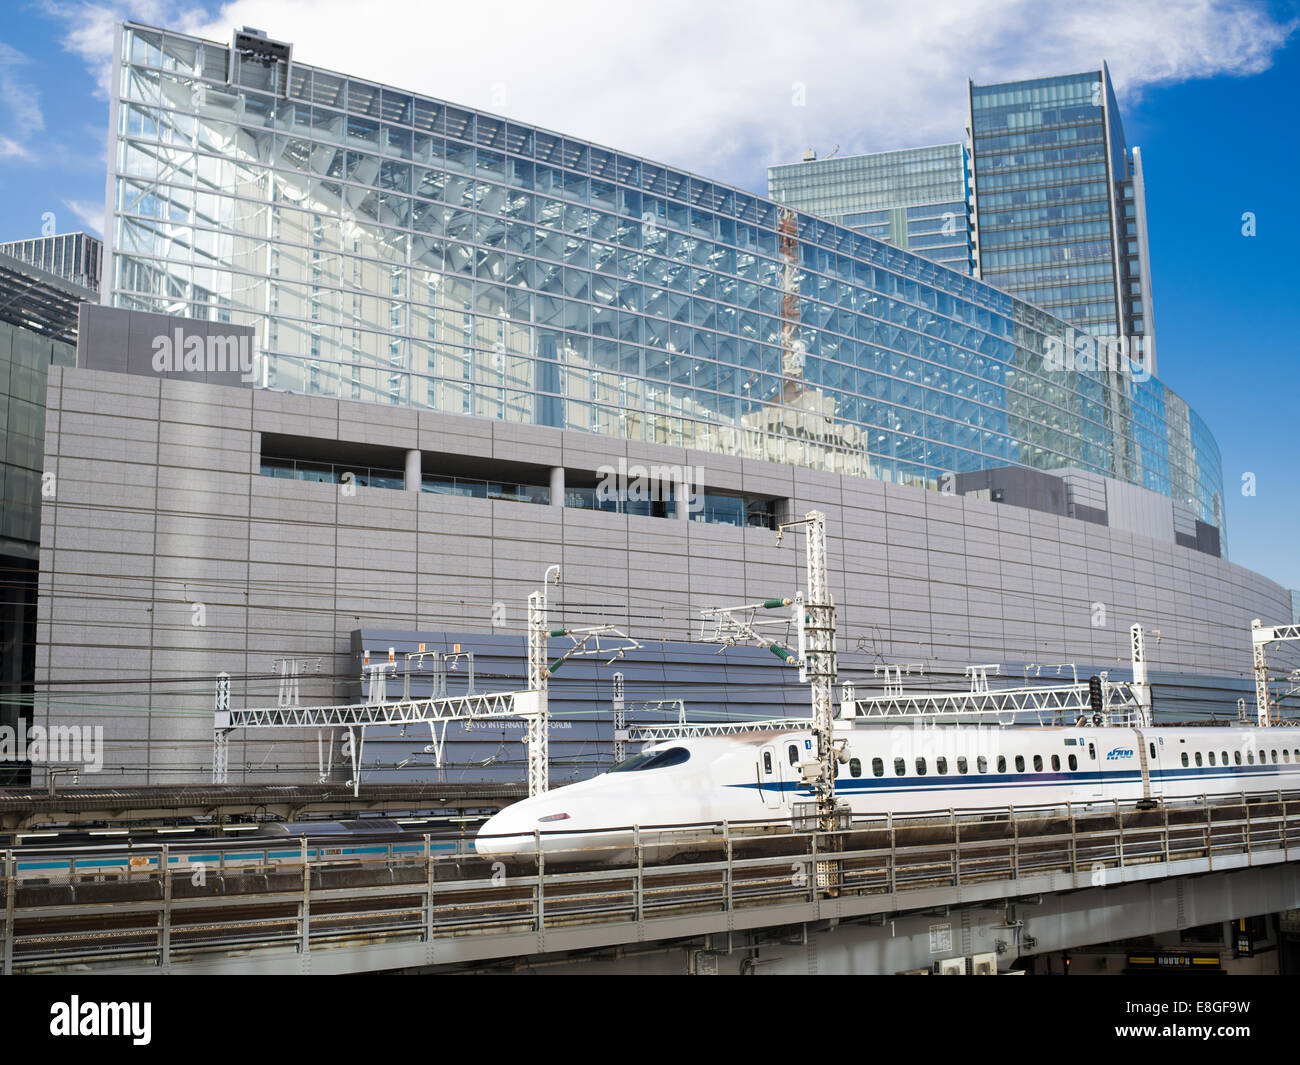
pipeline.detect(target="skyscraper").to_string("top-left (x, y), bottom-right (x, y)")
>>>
top-left (967, 64), bottom-right (1156, 372)
top-left (768, 144), bottom-right (973, 275)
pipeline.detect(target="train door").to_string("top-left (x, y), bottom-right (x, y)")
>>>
top-left (1094, 732), bottom-right (1140, 801)
top-left (757, 745), bottom-right (784, 810)
top-left (1078, 734), bottom-right (1104, 803)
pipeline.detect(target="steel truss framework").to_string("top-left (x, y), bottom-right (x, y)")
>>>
top-left (846, 680), bottom-right (1142, 725)
top-left (1252, 620), bottom-right (1300, 726)
top-left (213, 569), bottom-right (561, 797)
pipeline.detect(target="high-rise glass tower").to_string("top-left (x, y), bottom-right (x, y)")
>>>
top-left (967, 64), bottom-right (1156, 372)
top-left (768, 145), bottom-right (973, 275)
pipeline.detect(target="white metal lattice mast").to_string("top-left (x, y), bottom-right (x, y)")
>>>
top-left (525, 577), bottom-right (554, 795)
top-left (212, 672), bottom-right (230, 784)
top-left (1129, 624), bottom-right (1154, 728)
top-left (779, 511), bottom-right (838, 831)
top-left (1250, 619), bottom-right (1300, 726)
top-left (612, 671), bottom-right (627, 764)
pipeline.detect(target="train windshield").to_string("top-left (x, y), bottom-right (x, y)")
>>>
top-left (609, 747), bottom-right (691, 773)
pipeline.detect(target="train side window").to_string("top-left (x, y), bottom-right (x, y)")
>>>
top-left (872, 757), bottom-right (884, 777)
top-left (849, 758), bottom-right (861, 778)
top-left (1209, 752), bottom-right (1217, 766)
top-left (1234, 751), bottom-right (1242, 765)
top-left (1272, 749), bottom-right (1279, 763)
top-left (1223, 751), bottom-right (1229, 766)
top-left (1285, 750), bottom-right (1291, 764)
top-left (916, 757), bottom-right (927, 776)
top-left (936, 757), bottom-right (948, 775)
top-left (1088, 743), bottom-right (1095, 760)
top-left (1181, 752), bottom-right (1189, 767)
top-left (1149, 742), bottom-right (1155, 760)
top-left (997, 756), bottom-right (1006, 773)
top-left (1068, 754), bottom-right (1078, 770)
top-left (1247, 751), bottom-right (1255, 765)
top-left (1014, 755), bottom-right (1025, 773)
top-left (763, 751), bottom-right (772, 773)
top-left (1194, 752), bottom-right (1202, 767)
top-left (1033, 754), bottom-right (1043, 772)
top-left (957, 756), bottom-right (968, 774)
top-left (1051, 754), bottom-right (1060, 771)
top-left (894, 758), bottom-right (906, 777)
top-left (977, 756), bottom-right (988, 774)
top-left (788, 744), bottom-right (799, 767)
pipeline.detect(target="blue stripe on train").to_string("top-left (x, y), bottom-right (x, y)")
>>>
top-left (731, 762), bottom-right (1293, 798)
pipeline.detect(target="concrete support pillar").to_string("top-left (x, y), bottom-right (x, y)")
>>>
top-left (405, 449), bottom-right (421, 492)
top-left (550, 466), bottom-right (565, 507)
top-left (676, 477), bottom-right (691, 521)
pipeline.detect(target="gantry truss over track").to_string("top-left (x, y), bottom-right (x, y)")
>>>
top-left (843, 678), bottom-right (1142, 726)
top-left (214, 688), bottom-right (542, 796)
top-left (212, 566), bottom-right (638, 797)
top-left (842, 626), bottom-right (1153, 726)
top-left (626, 717), bottom-right (813, 742)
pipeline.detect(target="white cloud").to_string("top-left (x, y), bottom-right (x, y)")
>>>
top-left (0, 41), bottom-right (46, 154)
top-left (0, 136), bottom-right (33, 160)
top-left (62, 197), bottom-right (105, 235)
top-left (40, 0), bottom-right (1298, 190)
top-left (38, 1), bottom-right (211, 97)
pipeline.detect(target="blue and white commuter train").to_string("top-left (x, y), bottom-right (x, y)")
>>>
top-left (475, 723), bottom-right (1300, 860)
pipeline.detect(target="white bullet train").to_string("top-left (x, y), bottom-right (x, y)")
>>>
top-left (475, 722), bottom-right (1300, 862)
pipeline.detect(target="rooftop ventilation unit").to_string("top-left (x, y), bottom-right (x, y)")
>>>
top-left (229, 26), bottom-right (293, 94)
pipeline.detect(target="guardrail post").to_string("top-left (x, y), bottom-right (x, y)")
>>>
top-left (953, 816), bottom-right (961, 886)
top-left (301, 837), bottom-right (310, 955)
top-left (424, 835), bottom-right (435, 946)
top-left (634, 826), bottom-right (644, 923)
top-left (1068, 803), bottom-right (1077, 886)
top-left (1285, 798), bottom-right (1291, 859)
top-left (534, 829), bottom-right (545, 933)
top-left (1245, 800), bottom-right (1252, 863)
top-left (724, 822), bottom-right (733, 914)
top-left (809, 833), bottom-right (818, 904)
top-left (1205, 796), bottom-right (1213, 870)
top-left (1162, 801), bottom-right (1170, 864)
top-left (2, 850), bottom-right (14, 976)
top-left (160, 844), bottom-right (171, 968)
top-left (887, 812), bottom-right (896, 894)
top-left (1114, 797), bottom-right (1121, 873)
top-left (1012, 814), bottom-right (1020, 879)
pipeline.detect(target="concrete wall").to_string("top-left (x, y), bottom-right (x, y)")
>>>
top-left (34, 366), bottom-right (1297, 784)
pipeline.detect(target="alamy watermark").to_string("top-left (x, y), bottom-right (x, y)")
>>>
top-left (596, 459), bottom-right (706, 515)
top-left (0, 723), bottom-right (103, 772)
top-left (151, 327), bottom-right (258, 383)
top-left (1042, 328), bottom-right (1150, 383)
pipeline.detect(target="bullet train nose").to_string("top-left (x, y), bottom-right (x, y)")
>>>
top-left (474, 797), bottom-right (577, 858)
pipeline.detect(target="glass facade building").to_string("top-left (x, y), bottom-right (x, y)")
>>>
top-left (968, 65), bottom-right (1155, 370)
top-left (104, 24), bottom-right (1219, 540)
top-left (768, 145), bottom-right (973, 276)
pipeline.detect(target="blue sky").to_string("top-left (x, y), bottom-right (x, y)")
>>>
top-left (2, 0), bottom-right (1298, 589)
